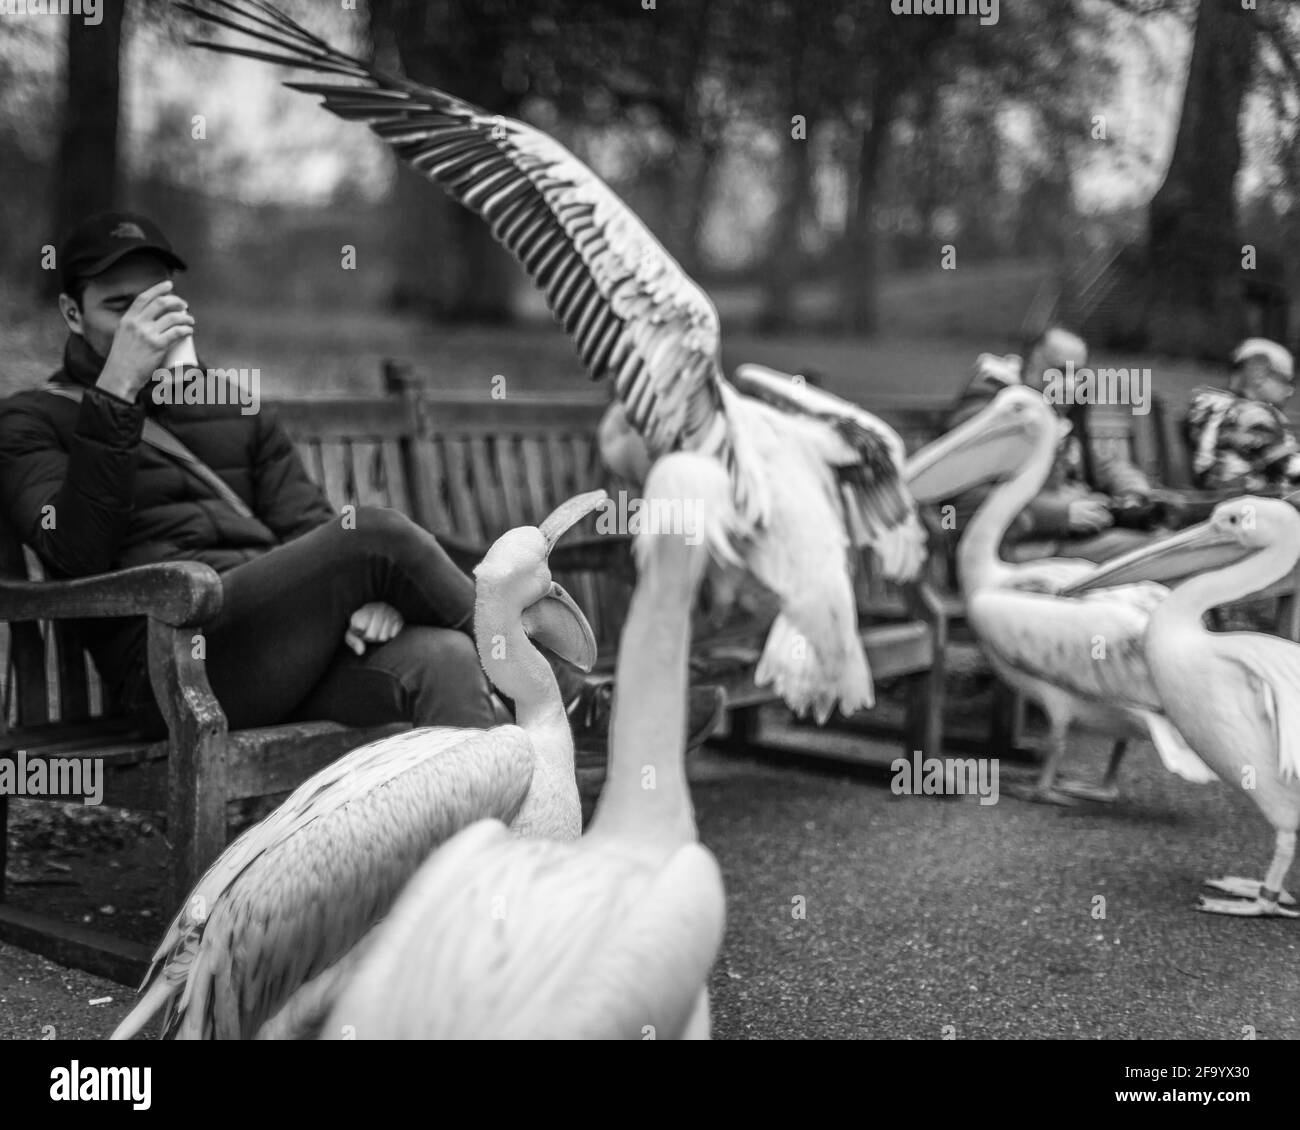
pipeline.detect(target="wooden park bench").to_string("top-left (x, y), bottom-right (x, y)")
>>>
top-left (0, 364), bottom-right (947, 984)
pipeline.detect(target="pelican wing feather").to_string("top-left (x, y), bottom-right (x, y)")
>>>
top-left (969, 587), bottom-right (1165, 712)
top-left (127, 725), bottom-right (534, 1039)
top-left (730, 363), bottom-right (921, 564)
top-left (183, 0), bottom-right (751, 510)
top-left (1217, 633), bottom-right (1300, 782)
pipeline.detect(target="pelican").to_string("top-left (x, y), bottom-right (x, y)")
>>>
top-left (1062, 497), bottom-right (1300, 916)
top-left (319, 453), bottom-right (727, 1039)
top-left (905, 386), bottom-right (1214, 803)
top-left (110, 492), bottom-right (606, 1040)
top-left (182, 0), bottom-right (927, 725)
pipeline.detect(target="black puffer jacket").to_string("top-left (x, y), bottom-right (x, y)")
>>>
top-left (0, 333), bottom-right (336, 703)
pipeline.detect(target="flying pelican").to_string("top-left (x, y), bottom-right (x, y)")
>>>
top-left (319, 453), bottom-right (728, 1039)
top-left (905, 386), bottom-right (1214, 803)
top-left (1062, 497), bottom-right (1300, 916)
top-left (110, 491), bottom-right (607, 1040)
top-left (182, 0), bottom-right (927, 725)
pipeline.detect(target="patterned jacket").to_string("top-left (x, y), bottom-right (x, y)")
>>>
top-left (1185, 385), bottom-right (1300, 491)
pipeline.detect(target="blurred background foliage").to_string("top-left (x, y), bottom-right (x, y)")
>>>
top-left (0, 0), bottom-right (1298, 391)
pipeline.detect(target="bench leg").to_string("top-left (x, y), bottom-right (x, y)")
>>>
top-left (0, 793), bottom-right (7, 902)
top-left (988, 682), bottom-right (1025, 758)
top-left (147, 623), bottom-right (229, 907)
top-left (906, 650), bottom-right (946, 761)
top-left (723, 704), bottom-right (762, 750)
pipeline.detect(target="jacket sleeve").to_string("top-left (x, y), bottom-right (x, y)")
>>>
top-left (1019, 490), bottom-right (1075, 538)
top-left (251, 411), bottom-right (337, 540)
top-left (1089, 435), bottom-right (1151, 498)
top-left (0, 389), bottom-right (144, 577)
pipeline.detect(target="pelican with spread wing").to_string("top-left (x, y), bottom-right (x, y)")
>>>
top-left (181, 0), bottom-right (926, 724)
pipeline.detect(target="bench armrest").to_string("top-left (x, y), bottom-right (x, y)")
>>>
top-left (0, 561), bottom-right (223, 628)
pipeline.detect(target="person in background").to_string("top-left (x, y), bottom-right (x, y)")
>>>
top-left (944, 326), bottom-right (1156, 563)
top-left (1185, 339), bottom-right (1300, 492)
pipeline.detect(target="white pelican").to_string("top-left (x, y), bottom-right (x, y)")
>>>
top-left (905, 386), bottom-right (1214, 803)
top-left (319, 453), bottom-right (728, 1038)
top-left (110, 492), bottom-right (607, 1040)
top-left (183, 0), bottom-right (926, 725)
top-left (1062, 497), bottom-right (1300, 916)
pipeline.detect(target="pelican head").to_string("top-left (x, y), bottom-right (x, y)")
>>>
top-left (904, 385), bottom-right (1066, 504)
top-left (474, 490), bottom-right (608, 671)
top-left (1061, 496), bottom-right (1300, 597)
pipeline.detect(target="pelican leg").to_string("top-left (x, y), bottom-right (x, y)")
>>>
top-left (1198, 832), bottom-right (1299, 918)
top-left (1056, 739), bottom-right (1125, 804)
top-left (680, 991), bottom-right (711, 1040)
top-left (1006, 719), bottom-right (1079, 806)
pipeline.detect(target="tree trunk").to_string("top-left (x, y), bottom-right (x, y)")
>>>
top-left (373, 0), bottom-right (517, 323)
top-left (48, 0), bottom-right (126, 297)
top-left (757, 125), bottom-right (814, 333)
top-left (1144, 0), bottom-right (1256, 358)
top-left (838, 87), bottom-right (897, 336)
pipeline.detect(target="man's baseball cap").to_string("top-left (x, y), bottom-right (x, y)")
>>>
top-left (58, 211), bottom-right (187, 294)
top-left (1232, 338), bottom-right (1294, 380)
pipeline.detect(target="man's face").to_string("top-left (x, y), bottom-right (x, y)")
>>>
top-left (1024, 332), bottom-right (1088, 392)
top-left (59, 253), bottom-right (174, 359)
top-left (1243, 357), bottom-right (1294, 409)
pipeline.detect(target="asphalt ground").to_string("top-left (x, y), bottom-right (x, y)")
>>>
top-left (2, 723), bottom-right (1297, 1041)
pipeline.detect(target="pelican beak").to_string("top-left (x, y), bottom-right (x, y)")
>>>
top-left (520, 490), bottom-right (609, 671)
top-left (538, 489), bottom-right (608, 551)
top-left (904, 405), bottom-right (1035, 504)
top-left (1060, 522), bottom-right (1249, 597)
top-left (521, 581), bottom-right (598, 672)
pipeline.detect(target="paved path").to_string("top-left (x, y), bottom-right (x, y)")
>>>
top-left (3, 733), bottom-right (1297, 1040)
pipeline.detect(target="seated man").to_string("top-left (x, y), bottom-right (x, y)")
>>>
top-left (1186, 338), bottom-right (1299, 492)
top-left (944, 327), bottom-right (1157, 564)
top-left (0, 212), bottom-right (722, 748)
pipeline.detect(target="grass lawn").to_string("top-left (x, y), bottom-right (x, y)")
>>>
top-left (2, 260), bottom-right (1234, 412)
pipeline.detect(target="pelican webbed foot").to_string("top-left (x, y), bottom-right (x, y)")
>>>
top-left (1202, 877), bottom-right (1296, 907)
top-left (1003, 781), bottom-right (1080, 807)
top-left (1196, 894), bottom-right (1300, 918)
top-left (1053, 778), bottom-right (1120, 804)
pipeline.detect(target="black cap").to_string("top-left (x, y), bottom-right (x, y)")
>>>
top-left (59, 211), bottom-right (187, 294)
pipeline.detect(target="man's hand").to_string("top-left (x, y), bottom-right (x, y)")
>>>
top-left (95, 280), bottom-right (195, 402)
top-left (344, 602), bottom-right (404, 655)
top-left (1067, 497), bottom-right (1114, 533)
top-left (1112, 491), bottom-right (1149, 510)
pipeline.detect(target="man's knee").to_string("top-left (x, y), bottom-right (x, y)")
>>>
top-left (385, 626), bottom-right (484, 693)
top-left (349, 506), bottom-right (425, 550)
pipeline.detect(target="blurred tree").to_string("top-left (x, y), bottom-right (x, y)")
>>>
top-left (1144, 0), bottom-right (1256, 357)
top-left (753, 1), bottom-right (823, 333)
top-left (48, 0), bottom-right (127, 297)
top-left (369, 0), bottom-right (522, 322)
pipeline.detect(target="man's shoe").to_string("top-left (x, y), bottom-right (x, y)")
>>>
top-left (567, 679), bottom-right (727, 754)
